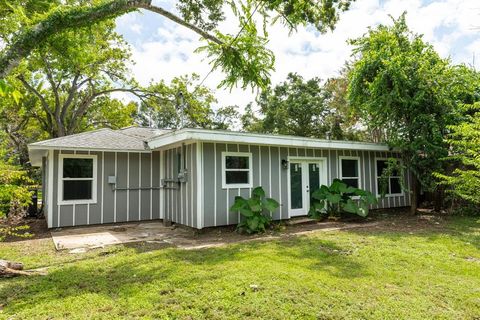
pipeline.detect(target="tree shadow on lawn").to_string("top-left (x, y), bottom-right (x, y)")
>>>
top-left (0, 236), bottom-right (367, 315)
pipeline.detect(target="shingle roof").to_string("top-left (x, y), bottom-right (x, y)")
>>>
top-left (119, 126), bottom-right (171, 140)
top-left (28, 128), bottom-right (155, 151)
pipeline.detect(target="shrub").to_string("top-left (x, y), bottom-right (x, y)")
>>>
top-left (230, 186), bottom-right (280, 234)
top-left (435, 103), bottom-right (480, 206)
top-left (0, 162), bottom-right (33, 241)
top-left (309, 179), bottom-right (377, 219)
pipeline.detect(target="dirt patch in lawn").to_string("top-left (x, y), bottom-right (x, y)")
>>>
top-left (3, 218), bottom-right (51, 243)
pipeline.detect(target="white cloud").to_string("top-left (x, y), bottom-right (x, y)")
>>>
top-left (116, 0), bottom-right (480, 111)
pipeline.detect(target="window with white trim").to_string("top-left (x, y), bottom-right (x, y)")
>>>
top-left (59, 155), bottom-right (97, 203)
top-left (376, 159), bottom-right (402, 195)
top-left (222, 152), bottom-right (252, 188)
top-left (340, 157), bottom-right (360, 188)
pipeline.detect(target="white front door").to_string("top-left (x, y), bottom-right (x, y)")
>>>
top-left (289, 160), bottom-right (323, 217)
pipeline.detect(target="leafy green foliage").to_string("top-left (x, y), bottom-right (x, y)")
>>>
top-left (136, 74), bottom-right (238, 130)
top-left (435, 103), bottom-right (480, 204)
top-left (0, 155), bottom-right (34, 241)
top-left (0, 0), bottom-right (354, 89)
top-left (230, 186), bottom-right (279, 233)
top-left (196, 1), bottom-right (275, 90)
top-left (244, 72), bottom-right (358, 139)
top-left (309, 179), bottom-right (377, 218)
top-left (347, 13), bottom-right (469, 196)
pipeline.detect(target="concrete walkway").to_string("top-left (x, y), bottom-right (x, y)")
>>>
top-left (51, 220), bottom-right (379, 251)
top-left (51, 221), bottom-right (192, 250)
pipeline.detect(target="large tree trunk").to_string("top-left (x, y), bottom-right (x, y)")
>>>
top-left (410, 172), bottom-right (418, 215)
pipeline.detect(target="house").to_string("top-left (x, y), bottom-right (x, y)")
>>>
top-left (28, 127), bottom-right (411, 229)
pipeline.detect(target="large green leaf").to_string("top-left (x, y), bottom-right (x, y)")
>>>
top-left (330, 179), bottom-right (344, 193)
top-left (239, 207), bottom-right (254, 217)
top-left (230, 196), bottom-right (247, 211)
top-left (263, 198), bottom-right (279, 211)
top-left (247, 198), bottom-right (262, 213)
top-left (311, 185), bottom-right (329, 200)
top-left (251, 186), bottom-right (265, 199)
top-left (326, 193), bottom-right (341, 204)
top-left (247, 216), bottom-right (260, 232)
top-left (342, 199), bottom-right (359, 214)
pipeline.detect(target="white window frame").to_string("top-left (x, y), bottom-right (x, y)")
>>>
top-left (221, 151), bottom-right (253, 189)
top-left (339, 156), bottom-right (361, 189)
top-left (375, 157), bottom-right (404, 197)
top-left (58, 154), bottom-right (98, 205)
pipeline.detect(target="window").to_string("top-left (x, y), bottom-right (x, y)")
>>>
top-left (340, 157), bottom-right (360, 188)
top-left (222, 152), bottom-right (252, 188)
top-left (376, 159), bottom-right (402, 196)
top-left (59, 154), bottom-right (97, 204)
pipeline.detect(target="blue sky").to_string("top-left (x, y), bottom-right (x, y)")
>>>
top-left (115, 0), bottom-right (480, 109)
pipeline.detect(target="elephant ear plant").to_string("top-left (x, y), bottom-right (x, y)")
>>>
top-left (230, 186), bottom-right (280, 234)
top-left (309, 179), bottom-right (377, 219)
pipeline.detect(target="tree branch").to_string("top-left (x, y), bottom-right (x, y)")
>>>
top-left (0, 0), bottom-right (223, 78)
top-left (141, 4), bottom-right (223, 45)
top-left (61, 73), bottom-right (80, 121)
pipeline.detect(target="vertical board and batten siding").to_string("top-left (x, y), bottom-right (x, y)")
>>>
top-left (50, 149), bottom-right (162, 228)
top-left (201, 143), bottom-right (411, 228)
top-left (162, 143), bottom-right (199, 228)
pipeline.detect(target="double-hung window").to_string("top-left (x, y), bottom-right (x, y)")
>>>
top-left (376, 159), bottom-right (402, 196)
top-left (59, 154), bottom-right (97, 204)
top-left (339, 156), bottom-right (360, 188)
top-left (222, 152), bottom-right (252, 188)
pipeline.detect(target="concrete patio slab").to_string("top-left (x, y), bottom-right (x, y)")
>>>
top-left (51, 221), bottom-right (192, 250)
top-left (50, 219), bottom-right (380, 251)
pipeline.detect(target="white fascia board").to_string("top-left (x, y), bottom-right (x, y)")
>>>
top-left (28, 145), bottom-right (151, 153)
top-left (148, 129), bottom-right (392, 152)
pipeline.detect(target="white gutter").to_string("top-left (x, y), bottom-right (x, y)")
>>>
top-left (147, 128), bottom-right (392, 152)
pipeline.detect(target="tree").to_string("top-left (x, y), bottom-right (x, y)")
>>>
top-left (136, 74), bottom-right (239, 130)
top-left (6, 17), bottom-right (141, 138)
top-left (136, 74), bottom-right (216, 129)
top-left (0, 0), bottom-right (355, 89)
top-left (247, 73), bottom-right (352, 139)
top-left (212, 105), bottom-right (240, 130)
top-left (240, 102), bottom-right (263, 133)
top-left (435, 103), bottom-right (480, 205)
top-left (347, 14), bottom-right (459, 214)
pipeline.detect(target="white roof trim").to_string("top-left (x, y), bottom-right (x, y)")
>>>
top-left (28, 145), bottom-right (151, 153)
top-left (147, 128), bottom-right (392, 152)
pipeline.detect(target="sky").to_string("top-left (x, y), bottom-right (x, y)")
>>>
top-left (115, 0), bottom-right (480, 111)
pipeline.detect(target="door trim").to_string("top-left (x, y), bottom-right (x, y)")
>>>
top-left (287, 157), bottom-right (328, 218)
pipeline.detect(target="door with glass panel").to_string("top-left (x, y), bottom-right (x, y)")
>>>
top-left (289, 161), bottom-right (322, 217)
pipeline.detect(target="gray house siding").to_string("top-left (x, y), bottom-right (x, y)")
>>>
top-left (50, 149), bottom-right (162, 228)
top-left (201, 143), bottom-right (411, 228)
top-left (45, 140), bottom-right (409, 229)
top-left (162, 143), bottom-right (199, 228)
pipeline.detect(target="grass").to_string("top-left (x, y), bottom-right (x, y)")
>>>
top-left (0, 215), bottom-right (479, 319)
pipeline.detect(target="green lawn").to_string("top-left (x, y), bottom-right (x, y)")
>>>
top-left (1, 215), bottom-right (479, 319)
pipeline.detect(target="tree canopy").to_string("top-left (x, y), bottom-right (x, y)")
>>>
top-left (241, 72), bottom-right (358, 139)
top-left (435, 103), bottom-right (480, 205)
top-left (136, 74), bottom-right (238, 130)
top-left (0, 0), bottom-right (355, 89)
top-left (347, 13), bottom-right (479, 211)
